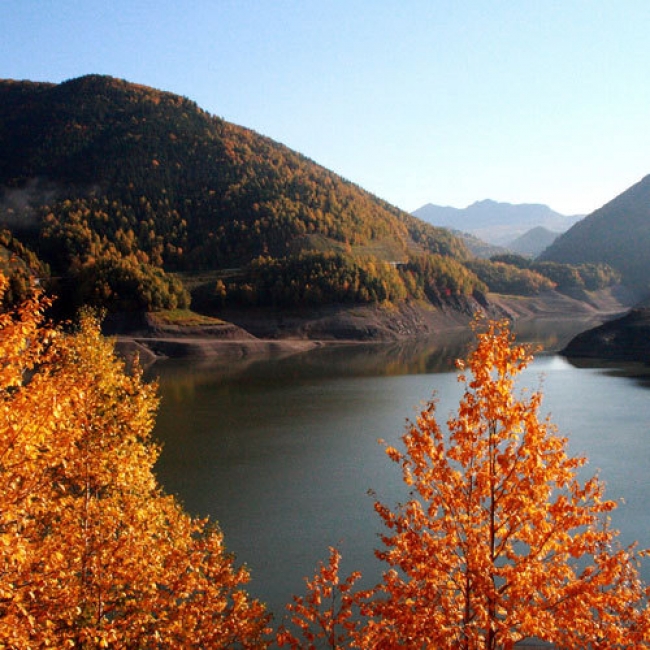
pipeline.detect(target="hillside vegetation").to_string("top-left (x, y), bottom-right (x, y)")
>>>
top-left (0, 75), bottom-right (622, 331)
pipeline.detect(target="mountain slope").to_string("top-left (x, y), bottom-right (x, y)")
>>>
top-left (0, 75), bottom-right (478, 319)
top-left (507, 226), bottom-right (559, 257)
top-left (0, 75), bottom-right (627, 338)
top-left (1, 75), bottom-right (465, 266)
top-left (540, 174), bottom-right (650, 291)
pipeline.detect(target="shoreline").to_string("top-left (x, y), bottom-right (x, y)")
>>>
top-left (112, 286), bottom-right (635, 366)
top-left (114, 336), bottom-right (334, 367)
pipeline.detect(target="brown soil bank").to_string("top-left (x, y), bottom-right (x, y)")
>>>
top-left (111, 287), bottom-right (634, 363)
top-left (196, 286), bottom-right (633, 343)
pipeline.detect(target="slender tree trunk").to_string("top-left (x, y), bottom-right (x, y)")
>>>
top-left (487, 421), bottom-right (497, 650)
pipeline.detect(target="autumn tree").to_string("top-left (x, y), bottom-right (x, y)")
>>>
top-left (0, 275), bottom-right (269, 648)
top-left (281, 320), bottom-right (649, 649)
top-left (276, 547), bottom-right (363, 650)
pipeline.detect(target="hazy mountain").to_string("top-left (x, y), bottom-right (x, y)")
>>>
top-left (412, 199), bottom-right (582, 246)
top-left (454, 231), bottom-right (509, 259)
top-left (540, 174), bottom-right (650, 291)
top-left (507, 226), bottom-right (559, 257)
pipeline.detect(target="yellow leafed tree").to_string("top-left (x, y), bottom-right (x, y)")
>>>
top-left (280, 320), bottom-right (650, 649)
top-left (0, 275), bottom-right (269, 648)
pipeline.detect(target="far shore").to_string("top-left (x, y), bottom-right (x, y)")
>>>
top-left (114, 336), bottom-right (332, 366)
top-left (113, 287), bottom-right (632, 367)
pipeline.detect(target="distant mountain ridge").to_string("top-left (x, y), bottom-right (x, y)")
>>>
top-left (412, 199), bottom-right (582, 246)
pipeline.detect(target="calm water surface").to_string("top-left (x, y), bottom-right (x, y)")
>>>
top-left (149, 322), bottom-right (650, 619)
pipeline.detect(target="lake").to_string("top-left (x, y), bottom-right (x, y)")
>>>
top-left (149, 320), bottom-right (650, 621)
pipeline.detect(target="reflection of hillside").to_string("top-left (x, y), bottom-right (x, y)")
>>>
top-left (147, 337), bottom-right (473, 407)
top-left (145, 358), bottom-right (258, 404)
top-left (286, 335), bottom-right (475, 378)
top-left (561, 356), bottom-right (650, 388)
top-left (148, 319), bottom-right (598, 403)
top-left (511, 318), bottom-right (604, 353)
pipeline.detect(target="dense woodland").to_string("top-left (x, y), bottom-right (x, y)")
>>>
top-left (467, 254), bottom-right (620, 296)
top-left (0, 75), bottom-right (623, 319)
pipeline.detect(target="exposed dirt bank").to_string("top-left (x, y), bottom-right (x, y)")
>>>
top-left (486, 286), bottom-right (634, 322)
top-left (111, 287), bottom-right (635, 364)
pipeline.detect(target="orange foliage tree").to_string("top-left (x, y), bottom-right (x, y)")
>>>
top-left (276, 547), bottom-right (363, 649)
top-left (280, 320), bottom-right (649, 649)
top-left (0, 275), bottom-right (269, 648)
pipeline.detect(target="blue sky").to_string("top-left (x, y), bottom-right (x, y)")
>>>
top-left (2, 1), bottom-right (649, 215)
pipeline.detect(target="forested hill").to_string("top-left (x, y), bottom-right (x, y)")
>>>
top-left (540, 174), bottom-right (650, 293)
top-left (0, 75), bottom-right (480, 313)
top-left (0, 75), bottom-right (621, 328)
top-left (1, 74), bottom-right (466, 262)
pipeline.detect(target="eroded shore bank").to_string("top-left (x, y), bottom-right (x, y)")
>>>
top-left (112, 287), bottom-right (633, 366)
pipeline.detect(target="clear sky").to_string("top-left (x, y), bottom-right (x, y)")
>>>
top-left (2, 1), bottom-right (649, 216)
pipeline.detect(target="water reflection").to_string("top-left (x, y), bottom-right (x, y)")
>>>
top-left (148, 333), bottom-right (470, 385)
top-left (562, 356), bottom-right (650, 387)
top-left (147, 317), bottom-right (599, 389)
top-left (148, 317), bottom-right (650, 619)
